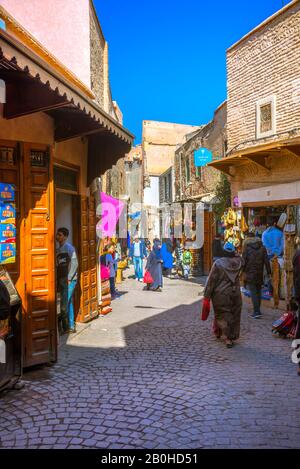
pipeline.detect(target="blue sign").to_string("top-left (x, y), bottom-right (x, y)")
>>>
top-left (194, 148), bottom-right (213, 167)
top-left (0, 223), bottom-right (16, 244)
top-left (0, 183), bottom-right (15, 201)
top-left (0, 243), bottom-right (16, 265)
top-left (0, 202), bottom-right (16, 224)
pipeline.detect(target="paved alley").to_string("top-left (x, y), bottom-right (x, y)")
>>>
top-left (0, 269), bottom-right (299, 449)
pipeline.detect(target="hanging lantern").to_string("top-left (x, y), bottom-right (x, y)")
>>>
top-left (194, 148), bottom-right (213, 167)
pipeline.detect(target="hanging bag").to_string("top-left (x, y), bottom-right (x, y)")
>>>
top-left (272, 311), bottom-right (296, 336)
top-left (143, 271), bottom-right (154, 284)
top-left (201, 297), bottom-right (211, 321)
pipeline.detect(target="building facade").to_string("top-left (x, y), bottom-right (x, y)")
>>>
top-left (174, 102), bottom-right (226, 274)
top-left (210, 0), bottom-right (300, 307)
top-left (0, 2), bottom-right (133, 367)
top-left (142, 120), bottom-right (199, 241)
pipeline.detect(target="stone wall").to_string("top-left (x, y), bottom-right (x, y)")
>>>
top-left (230, 149), bottom-right (300, 200)
top-left (142, 121), bottom-right (199, 176)
top-left (89, 5), bottom-right (105, 108)
top-left (174, 102), bottom-right (226, 201)
top-left (227, 1), bottom-right (300, 153)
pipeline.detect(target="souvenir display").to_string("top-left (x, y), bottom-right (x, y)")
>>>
top-left (0, 183), bottom-right (16, 265)
top-left (221, 207), bottom-right (248, 249)
top-left (0, 243), bottom-right (16, 265)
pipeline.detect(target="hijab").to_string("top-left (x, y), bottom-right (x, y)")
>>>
top-left (153, 238), bottom-right (162, 260)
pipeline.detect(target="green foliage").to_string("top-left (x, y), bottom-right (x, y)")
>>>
top-left (213, 173), bottom-right (231, 218)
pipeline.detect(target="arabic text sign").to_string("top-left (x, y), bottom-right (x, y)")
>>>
top-left (194, 148), bottom-right (213, 167)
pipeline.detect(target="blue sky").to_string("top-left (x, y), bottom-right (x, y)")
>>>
top-left (94, 0), bottom-right (289, 143)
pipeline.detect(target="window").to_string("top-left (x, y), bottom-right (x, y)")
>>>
top-left (168, 172), bottom-right (172, 201)
top-left (185, 156), bottom-right (190, 184)
top-left (54, 166), bottom-right (78, 193)
top-left (256, 96), bottom-right (276, 138)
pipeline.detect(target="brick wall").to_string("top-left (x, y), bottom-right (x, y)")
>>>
top-left (227, 1), bottom-right (300, 153)
top-left (174, 102), bottom-right (226, 201)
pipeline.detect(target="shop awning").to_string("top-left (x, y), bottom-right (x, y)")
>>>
top-left (208, 143), bottom-right (300, 176)
top-left (0, 28), bottom-right (134, 146)
top-left (178, 192), bottom-right (218, 204)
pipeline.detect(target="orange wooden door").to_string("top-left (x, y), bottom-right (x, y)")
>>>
top-left (203, 211), bottom-right (214, 276)
top-left (23, 143), bottom-right (56, 367)
top-left (77, 195), bottom-right (98, 323)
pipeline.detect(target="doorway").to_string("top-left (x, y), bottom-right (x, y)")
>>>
top-left (56, 192), bottom-right (74, 244)
top-left (54, 163), bottom-right (80, 322)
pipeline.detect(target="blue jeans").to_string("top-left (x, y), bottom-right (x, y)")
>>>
top-left (110, 276), bottom-right (116, 295)
top-left (133, 256), bottom-right (143, 279)
top-left (59, 278), bottom-right (77, 331)
top-left (247, 283), bottom-right (261, 314)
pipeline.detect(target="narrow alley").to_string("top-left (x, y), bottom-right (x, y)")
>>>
top-left (0, 269), bottom-right (299, 449)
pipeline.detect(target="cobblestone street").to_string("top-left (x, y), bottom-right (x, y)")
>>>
top-left (0, 269), bottom-right (299, 449)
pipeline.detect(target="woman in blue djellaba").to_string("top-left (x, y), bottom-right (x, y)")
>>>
top-left (145, 239), bottom-right (163, 291)
top-left (161, 239), bottom-right (174, 278)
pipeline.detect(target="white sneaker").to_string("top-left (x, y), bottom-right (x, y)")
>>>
top-left (135, 278), bottom-right (139, 281)
top-left (139, 278), bottom-right (143, 282)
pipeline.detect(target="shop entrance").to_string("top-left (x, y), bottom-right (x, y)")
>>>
top-left (54, 164), bottom-right (80, 322)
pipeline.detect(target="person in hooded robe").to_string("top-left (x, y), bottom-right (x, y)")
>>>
top-left (145, 239), bottom-right (163, 291)
top-left (161, 239), bottom-right (174, 278)
top-left (203, 242), bottom-right (244, 348)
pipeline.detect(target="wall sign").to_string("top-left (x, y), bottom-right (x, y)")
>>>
top-left (30, 150), bottom-right (48, 168)
top-left (0, 224), bottom-right (16, 243)
top-left (0, 183), bottom-right (15, 201)
top-left (0, 183), bottom-right (16, 264)
top-left (194, 148), bottom-right (213, 167)
top-left (0, 243), bottom-right (16, 264)
top-left (0, 203), bottom-right (16, 224)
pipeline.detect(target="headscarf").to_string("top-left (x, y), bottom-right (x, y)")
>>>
top-left (166, 239), bottom-right (173, 253)
top-left (222, 241), bottom-right (236, 258)
top-left (153, 238), bottom-right (162, 260)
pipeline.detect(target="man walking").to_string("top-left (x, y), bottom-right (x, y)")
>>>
top-left (243, 232), bottom-right (271, 319)
top-left (56, 227), bottom-right (78, 333)
top-left (129, 236), bottom-right (147, 282)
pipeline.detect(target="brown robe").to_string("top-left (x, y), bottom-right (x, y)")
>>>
top-left (204, 256), bottom-right (243, 340)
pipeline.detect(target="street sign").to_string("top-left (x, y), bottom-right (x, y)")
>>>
top-left (194, 148), bottom-right (213, 167)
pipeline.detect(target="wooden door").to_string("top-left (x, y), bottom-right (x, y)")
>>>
top-left (23, 143), bottom-right (56, 367)
top-left (77, 195), bottom-right (98, 323)
top-left (203, 211), bottom-right (214, 276)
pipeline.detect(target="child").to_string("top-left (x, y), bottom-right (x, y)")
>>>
top-left (183, 247), bottom-right (192, 279)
